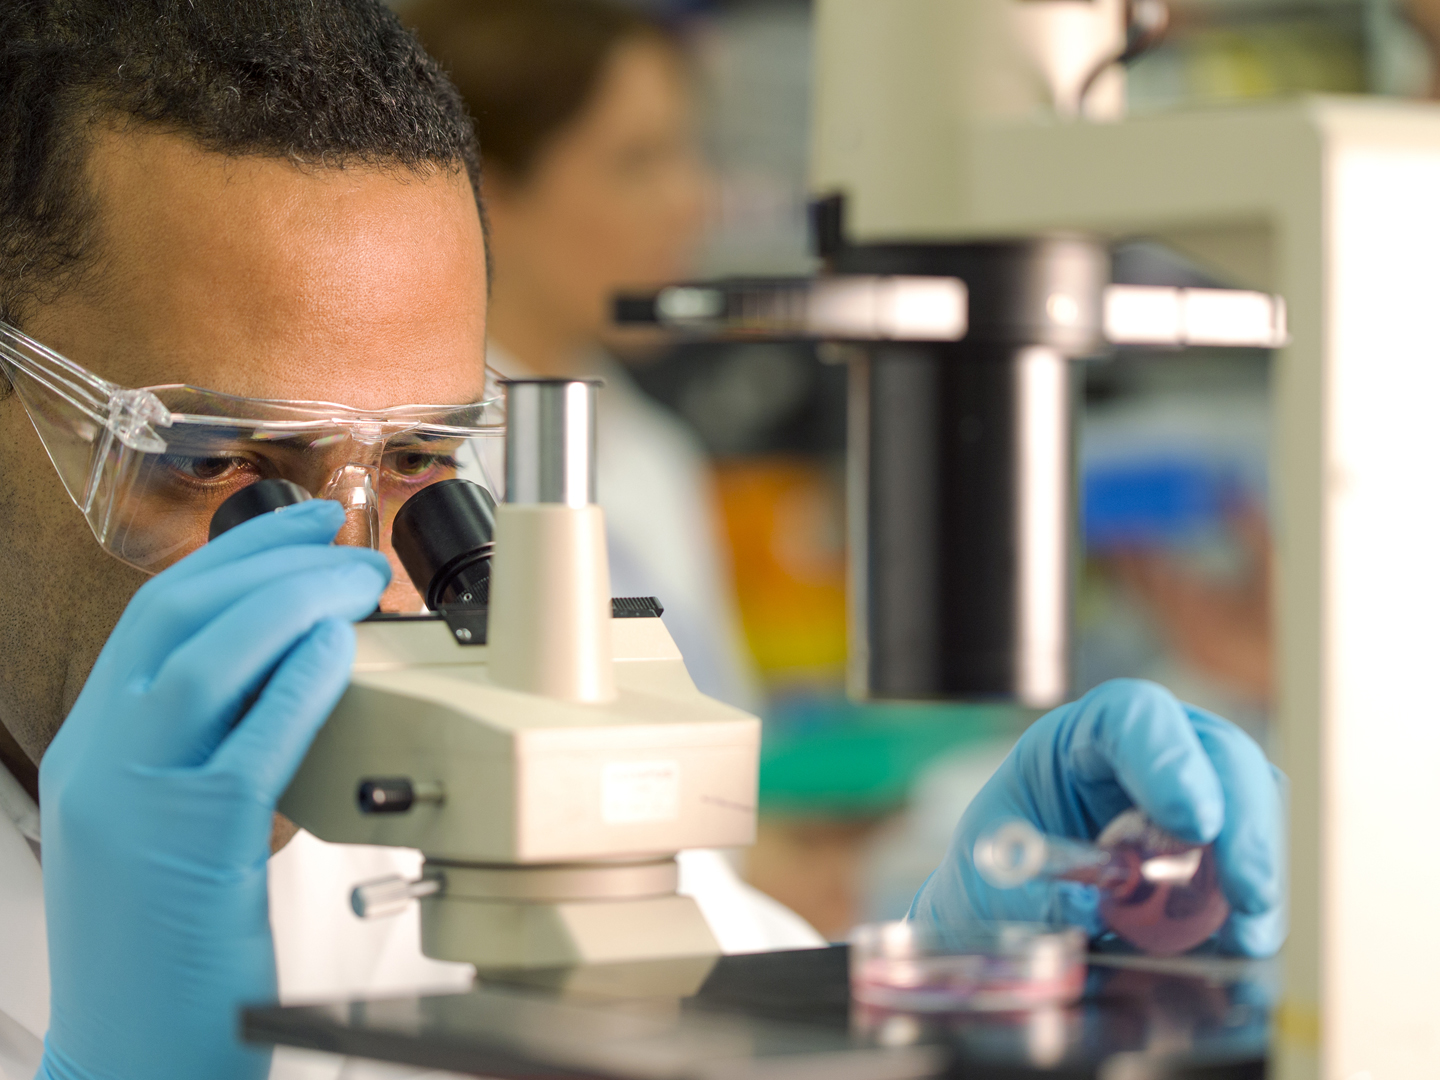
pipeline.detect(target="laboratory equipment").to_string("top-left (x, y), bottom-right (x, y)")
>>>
top-left (257, 378), bottom-right (761, 970)
top-left (617, 237), bottom-right (1284, 711)
top-left (233, 0), bottom-right (1440, 1070)
top-left (616, 0), bottom-right (1440, 1067)
top-left (390, 477), bottom-right (497, 609)
top-left (849, 920), bottom-right (1086, 1012)
top-left (803, 6), bottom-right (1440, 1065)
top-left (973, 810), bottom-right (1230, 956)
top-left (207, 478), bottom-right (312, 539)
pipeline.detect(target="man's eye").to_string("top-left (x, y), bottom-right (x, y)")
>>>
top-left (392, 452), bottom-right (436, 476)
top-left (388, 451), bottom-right (457, 479)
top-left (169, 456), bottom-right (248, 481)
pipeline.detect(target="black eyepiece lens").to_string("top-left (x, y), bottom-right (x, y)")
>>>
top-left (391, 478), bottom-right (497, 610)
top-left (209, 479), bottom-right (313, 540)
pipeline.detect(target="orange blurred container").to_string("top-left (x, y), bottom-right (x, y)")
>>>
top-left (713, 456), bottom-right (847, 682)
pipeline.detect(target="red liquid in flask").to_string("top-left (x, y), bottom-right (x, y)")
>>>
top-left (974, 810), bottom-right (1231, 957)
top-left (1063, 812), bottom-right (1230, 956)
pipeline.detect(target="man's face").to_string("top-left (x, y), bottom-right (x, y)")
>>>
top-left (0, 126), bottom-right (488, 767)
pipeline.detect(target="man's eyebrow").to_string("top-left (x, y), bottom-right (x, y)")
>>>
top-left (166, 424), bottom-right (474, 451)
top-left (388, 429), bottom-right (471, 444)
top-left (161, 425), bottom-right (331, 453)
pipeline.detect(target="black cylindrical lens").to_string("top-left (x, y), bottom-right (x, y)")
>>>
top-left (391, 478), bottom-right (497, 610)
top-left (837, 238), bottom-right (1106, 708)
top-left (209, 479), bottom-right (313, 540)
top-left (855, 343), bottom-right (1074, 706)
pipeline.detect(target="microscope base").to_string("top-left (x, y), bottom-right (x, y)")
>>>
top-left (420, 892), bottom-right (719, 969)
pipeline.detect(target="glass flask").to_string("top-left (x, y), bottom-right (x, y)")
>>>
top-left (972, 809), bottom-right (1229, 956)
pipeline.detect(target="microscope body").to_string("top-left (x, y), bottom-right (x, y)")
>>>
top-left (279, 609), bottom-right (757, 968)
top-left (275, 380), bottom-right (761, 972)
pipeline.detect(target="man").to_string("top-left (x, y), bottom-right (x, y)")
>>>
top-left (0, 3), bottom-right (1285, 1080)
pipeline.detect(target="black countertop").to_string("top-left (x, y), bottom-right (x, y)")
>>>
top-left (243, 945), bottom-right (1271, 1080)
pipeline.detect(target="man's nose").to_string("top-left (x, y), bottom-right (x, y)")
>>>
top-left (320, 464), bottom-right (381, 549)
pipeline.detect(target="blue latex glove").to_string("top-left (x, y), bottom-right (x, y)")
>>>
top-left (38, 499), bottom-right (390, 1080)
top-left (909, 679), bottom-right (1285, 957)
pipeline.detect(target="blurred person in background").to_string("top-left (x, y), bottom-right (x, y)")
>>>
top-left (1407, 0), bottom-right (1440, 96)
top-left (401, 0), bottom-right (757, 712)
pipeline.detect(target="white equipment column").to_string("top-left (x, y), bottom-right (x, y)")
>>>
top-left (489, 378), bottom-right (617, 704)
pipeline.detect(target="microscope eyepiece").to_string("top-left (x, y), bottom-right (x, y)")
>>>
top-left (208, 478), bottom-right (313, 540)
top-left (391, 478), bottom-right (497, 610)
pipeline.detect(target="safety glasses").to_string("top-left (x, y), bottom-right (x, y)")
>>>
top-left (0, 320), bottom-right (504, 572)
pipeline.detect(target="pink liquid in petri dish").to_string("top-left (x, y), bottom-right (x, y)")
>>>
top-left (848, 922), bottom-right (1086, 1012)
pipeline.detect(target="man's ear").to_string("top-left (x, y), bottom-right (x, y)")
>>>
top-left (0, 307), bottom-right (16, 399)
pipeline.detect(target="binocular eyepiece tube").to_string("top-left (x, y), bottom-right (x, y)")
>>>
top-left (391, 480), bottom-right (497, 610)
top-left (209, 475), bottom-right (499, 614)
top-left (503, 378), bottom-right (600, 507)
top-left (488, 378), bottom-right (616, 703)
top-left (207, 378), bottom-right (615, 705)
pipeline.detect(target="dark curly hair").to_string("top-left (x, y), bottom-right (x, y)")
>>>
top-left (0, 0), bottom-right (481, 327)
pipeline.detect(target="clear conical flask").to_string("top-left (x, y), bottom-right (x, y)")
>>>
top-left (973, 809), bottom-right (1229, 956)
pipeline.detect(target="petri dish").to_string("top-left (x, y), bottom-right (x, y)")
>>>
top-left (849, 920), bottom-right (1086, 1012)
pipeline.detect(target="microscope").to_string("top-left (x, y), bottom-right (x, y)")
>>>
top-left (617, 233), bottom-right (1285, 709)
top-left (801, 6), bottom-right (1440, 1077)
top-left (222, 379), bottom-right (761, 974)
top-left (615, 3), bottom-right (1440, 1075)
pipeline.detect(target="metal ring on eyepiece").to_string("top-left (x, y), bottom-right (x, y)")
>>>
top-left (502, 379), bottom-right (600, 507)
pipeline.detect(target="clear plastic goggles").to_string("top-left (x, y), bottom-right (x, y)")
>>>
top-left (0, 320), bottom-right (505, 573)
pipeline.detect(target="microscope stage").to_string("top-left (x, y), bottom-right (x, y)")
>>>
top-left (243, 945), bottom-right (1269, 1080)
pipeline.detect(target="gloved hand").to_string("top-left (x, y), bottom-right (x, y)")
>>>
top-left (909, 679), bottom-right (1285, 957)
top-left (38, 499), bottom-right (390, 1080)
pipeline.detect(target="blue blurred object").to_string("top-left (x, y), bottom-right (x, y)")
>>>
top-left (1083, 457), bottom-right (1243, 550)
top-left (38, 501), bottom-right (390, 1080)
